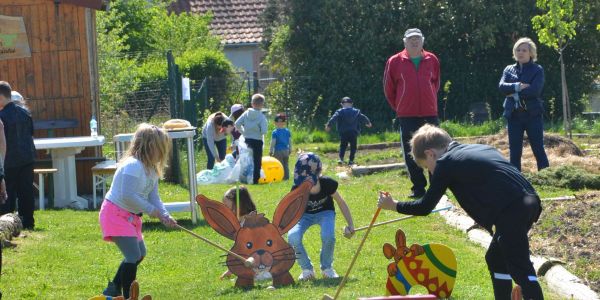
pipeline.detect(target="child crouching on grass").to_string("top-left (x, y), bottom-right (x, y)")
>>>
top-left (287, 153), bottom-right (355, 280)
top-left (377, 124), bottom-right (544, 300)
top-left (99, 123), bottom-right (177, 298)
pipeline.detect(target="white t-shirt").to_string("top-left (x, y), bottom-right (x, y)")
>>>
top-left (105, 156), bottom-right (168, 215)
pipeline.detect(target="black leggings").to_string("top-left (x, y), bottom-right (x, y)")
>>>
top-left (244, 138), bottom-right (263, 184)
top-left (486, 194), bottom-right (543, 300)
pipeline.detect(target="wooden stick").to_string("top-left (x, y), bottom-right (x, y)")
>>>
top-left (236, 182), bottom-right (240, 220)
top-left (326, 207), bottom-right (382, 300)
top-left (352, 206), bottom-right (452, 233)
top-left (175, 224), bottom-right (254, 267)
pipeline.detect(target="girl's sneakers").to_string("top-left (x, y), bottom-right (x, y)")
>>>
top-left (298, 269), bottom-right (316, 281)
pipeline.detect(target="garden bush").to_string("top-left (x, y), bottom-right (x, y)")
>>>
top-left (526, 165), bottom-right (600, 190)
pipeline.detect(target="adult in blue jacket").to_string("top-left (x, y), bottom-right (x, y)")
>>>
top-left (499, 38), bottom-right (549, 171)
top-left (325, 97), bottom-right (372, 166)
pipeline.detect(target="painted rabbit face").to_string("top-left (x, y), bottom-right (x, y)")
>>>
top-left (196, 181), bottom-right (312, 287)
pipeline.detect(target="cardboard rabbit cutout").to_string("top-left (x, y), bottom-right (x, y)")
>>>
top-left (197, 180), bottom-right (312, 288)
top-left (383, 229), bottom-right (457, 298)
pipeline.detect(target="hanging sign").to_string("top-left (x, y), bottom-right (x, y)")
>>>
top-left (0, 15), bottom-right (31, 60)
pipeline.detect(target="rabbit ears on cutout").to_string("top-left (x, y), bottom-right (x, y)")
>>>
top-left (196, 181), bottom-right (313, 240)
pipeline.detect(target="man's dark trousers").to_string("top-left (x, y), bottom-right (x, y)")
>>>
top-left (0, 163), bottom-right (35, 229)
top-left (339, 131), bottom-right (358, 163)
top-left (398, 116), bottom-right (439, 196)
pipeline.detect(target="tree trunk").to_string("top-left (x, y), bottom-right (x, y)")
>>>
top-left (560, 52), bottom-right (572, 138)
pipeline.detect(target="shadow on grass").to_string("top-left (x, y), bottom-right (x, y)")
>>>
top-left (213, 276), bottom-right (348, 296)
top-left (142, 218), bottom-right (209, 231)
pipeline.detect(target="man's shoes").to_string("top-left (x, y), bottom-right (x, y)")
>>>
top-left (337, 160), bottom-right (344, 165)
top-left (408, 191), bottom-right (425, 199)
top-left (348, 161), bottom-right (355, 166)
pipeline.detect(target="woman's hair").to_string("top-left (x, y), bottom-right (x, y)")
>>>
top-left (512, 37), bottom-right (538, 62)
top-left (410, 124), bottom-right (452, 162)
top-left (122, 123), bottom-right (171, 177)
top-left (223, 186), bottom-right (257, 217)
top-left (210, 111), bottom-right (226, 126)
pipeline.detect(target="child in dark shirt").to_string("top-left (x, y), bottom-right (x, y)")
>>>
top-left (377, 124), bottom-right (544, 300)
top-left (287, 153), bottom-right (354, 281)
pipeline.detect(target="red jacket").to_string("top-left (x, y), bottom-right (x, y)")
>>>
top-left (383, 49), bottom-right (440, 117)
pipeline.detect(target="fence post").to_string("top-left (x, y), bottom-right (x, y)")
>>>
top-left (166, 50), bottom-right (182, 184)
top-left (253, 71), bottom-right (259, 94)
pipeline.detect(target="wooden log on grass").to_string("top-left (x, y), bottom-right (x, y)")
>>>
top-left (351, 163), bottom-right (405, 176)
top-left (0, 213), bottom-right (22, 243)
top-left (356, 142), bottom-right (402, 150)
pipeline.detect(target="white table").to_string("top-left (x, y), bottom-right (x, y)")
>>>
top-left (34, 136), bottom-right (106, 209)
top-left (113, 129), bottom-right (198, 223)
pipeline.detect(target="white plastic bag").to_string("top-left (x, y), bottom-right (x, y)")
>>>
top-left (196, 154), bottom-right (236, 185)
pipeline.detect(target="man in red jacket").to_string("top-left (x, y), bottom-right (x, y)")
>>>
top-left (383, 28), bottom-right (440, 198)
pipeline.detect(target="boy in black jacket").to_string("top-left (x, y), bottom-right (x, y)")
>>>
top-left (378, 124), bottom-right (543, 300)
top-left (325, 96), bottom-right (372, 166)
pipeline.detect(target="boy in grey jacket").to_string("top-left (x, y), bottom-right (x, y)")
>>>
top-left (235, 94), bottom-right (268, 184)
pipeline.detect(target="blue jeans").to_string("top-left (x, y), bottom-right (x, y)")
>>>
top-left (398, 116), bottom-right (439, 195)
top-left (507, 111), bottom-right (549, 171)
top-left (202, 138), bottom-right (227, 169)
top-left (287, 210), bottom-right (336, 271)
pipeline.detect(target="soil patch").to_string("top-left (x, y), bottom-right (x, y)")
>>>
top-left (529, 192), bottom-right (600, 293)
top-left (447, 193), bottom-right (600, 294)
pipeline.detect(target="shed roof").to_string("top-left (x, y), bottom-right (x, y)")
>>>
top-left (51, 0), bottom-right (108, 10)
top-left (170, 0), bottom-right (267, 45)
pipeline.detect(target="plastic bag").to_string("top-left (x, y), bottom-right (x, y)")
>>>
top-left (196, 154), bottom-right (236, 185)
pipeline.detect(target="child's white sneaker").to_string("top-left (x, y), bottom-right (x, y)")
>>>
top-left (298, 269), bottom-right (316, 281)
top-left (322, 268), bottom-right (339, 279)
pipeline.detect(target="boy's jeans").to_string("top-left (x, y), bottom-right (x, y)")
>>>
top-left (272, 149), bottom-right (290, 180)
top-left (288, 210), bottom-right (336, 271)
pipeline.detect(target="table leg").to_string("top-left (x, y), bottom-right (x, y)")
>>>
top-left (186, 136), bottom-right (198, 224)
top-left (50, 147), bottom-right (88, 209)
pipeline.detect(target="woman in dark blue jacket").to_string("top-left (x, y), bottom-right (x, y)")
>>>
top-left (499, 38), bottom-right (549, 171)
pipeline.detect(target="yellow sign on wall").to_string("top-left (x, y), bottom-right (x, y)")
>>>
top-left (0, 15), bottom-right (31, 60)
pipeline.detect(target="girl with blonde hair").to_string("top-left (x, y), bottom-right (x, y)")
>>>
top-left (99, 123), bottom-right (177, 298)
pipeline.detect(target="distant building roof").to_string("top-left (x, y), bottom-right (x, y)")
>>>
top-left (170, 0), bottom-right (267, 45)
top-left (53, 0), bottom-right (109, 10)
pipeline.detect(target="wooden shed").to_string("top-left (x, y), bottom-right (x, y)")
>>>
top-left (0, 0), bottom-right (108, 195)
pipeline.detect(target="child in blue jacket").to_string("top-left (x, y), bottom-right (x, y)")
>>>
top-left (325, 97), bottom-right (372, 166)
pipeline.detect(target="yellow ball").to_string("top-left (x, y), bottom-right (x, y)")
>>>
top-left (259, 156), bottom-right (284, 184)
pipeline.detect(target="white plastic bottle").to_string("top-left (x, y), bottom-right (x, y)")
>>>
top-left (90, 115), bottom-right (98, 137)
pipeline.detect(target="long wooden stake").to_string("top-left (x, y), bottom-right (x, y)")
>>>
top-left (352, 206), bottom-right (452, 233)
top-left (236, 182), bottom-right (240, 220)
top-left (324, 207), bottom-right (382, 300)
top-left (175, 224), bottom-right (253, 267)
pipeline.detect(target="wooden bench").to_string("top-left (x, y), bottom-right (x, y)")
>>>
top-left (91, 160), bottom-right (118, 209)
top-left (33, 119), bottom-right (79, 137)
top-left (33, 168), bottom-right (58, 210)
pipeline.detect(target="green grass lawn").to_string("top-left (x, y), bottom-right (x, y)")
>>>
top-left (2, 156), bottom-right (566, 299)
